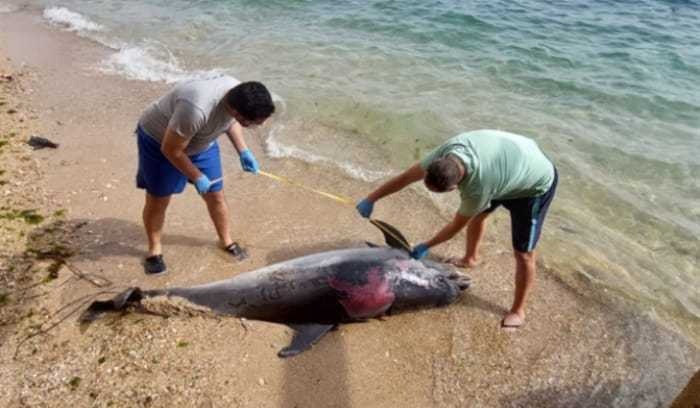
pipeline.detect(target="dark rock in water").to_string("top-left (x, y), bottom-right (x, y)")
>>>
top-left (672, 369), bottom-right (700, 407)
top-left (27, 136), bottom-right (59, 149)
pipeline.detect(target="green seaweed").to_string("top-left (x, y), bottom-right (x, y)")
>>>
top-left (45, 259), bottom-right (64, 281)
top-left (27, 244), bottom-right (73, 260)
top-left (41, 273), bottom-right (57, 284)
top-left (68, 376), bottom-right (81, 390)
top-left (0, 209), bottom-right (45, 225)
top-left (35, 261), bottom-right (63, 284)
top-left (21, 210), bottom-right (44, 225)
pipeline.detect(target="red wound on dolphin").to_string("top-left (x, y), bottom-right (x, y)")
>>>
top-left (328, 267), bottom-right (395, 319)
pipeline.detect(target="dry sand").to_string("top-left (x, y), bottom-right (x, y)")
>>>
top-left (0, 10), bottom-right (698, 408)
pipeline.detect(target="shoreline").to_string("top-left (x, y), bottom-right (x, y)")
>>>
top-left (7, 1), bottom-right (700, 338)
top-left (0, 7), bottom-right (698, 407)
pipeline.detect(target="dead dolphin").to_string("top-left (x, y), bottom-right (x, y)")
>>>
top-left (80, 221), bottom-right (471, 357)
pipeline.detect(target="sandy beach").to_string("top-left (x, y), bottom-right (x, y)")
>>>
top-left (0, 9), bottom-right (698, 408)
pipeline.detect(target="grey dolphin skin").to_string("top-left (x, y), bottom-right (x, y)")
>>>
top-left (80, 221), bottom-right (471, 358)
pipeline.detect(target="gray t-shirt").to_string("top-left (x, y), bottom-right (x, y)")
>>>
top-left (138, 75), bottom-right (239, 155)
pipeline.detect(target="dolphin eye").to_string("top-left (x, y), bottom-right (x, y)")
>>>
top-left (432, 275), bottom-right (448, 287)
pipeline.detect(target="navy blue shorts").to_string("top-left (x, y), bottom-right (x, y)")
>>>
top-left (136, 126), bottom-right (223, 197)
top-left (484, 167), bottom-right (558, 253)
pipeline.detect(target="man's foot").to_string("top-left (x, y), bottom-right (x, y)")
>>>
top-left (445, 256), bottom-right (480, 268)
top-left (224, 242), bottom-right (249, 261)
top-left (144, 254), bottom-right (167, 275)
top-left (501, 312), bottom-right (525, 329)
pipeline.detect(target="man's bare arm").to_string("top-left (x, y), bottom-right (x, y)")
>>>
top-left (160, 127), bottom-right (201, 181)
top-left (424, 212), bottom-right (471, 248)
top-left (226, 121), bottom-right (248, 153)
top-left (366, 163), bottom-right (426, 203)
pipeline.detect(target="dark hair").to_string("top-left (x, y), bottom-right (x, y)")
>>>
top-left (425, 157), bottom-right (462, 192)
top-left (225, 81), bottom-right (275, 121)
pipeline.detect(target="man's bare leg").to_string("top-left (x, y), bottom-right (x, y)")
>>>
top-left (502, 250), bottom-right (536, 328)
top-left (448, 211), bottom-right (490, 267)
top-left (143, 192), bottom-right (171, 256)
top-left (202, 190), bottom-right (234, 248)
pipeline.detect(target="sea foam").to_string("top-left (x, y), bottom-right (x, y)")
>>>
top-left (266, 124), bottom-right (390, 183)
top-left (41, 7), bottom-right (224, 84)
top-left (0, 2), bottom-right (18, 13)
top-left (99, 45), bottom-right (222, 84)
top-left (43, 7), bottom-right (103, 33)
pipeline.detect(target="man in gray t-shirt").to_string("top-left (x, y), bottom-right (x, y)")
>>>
top-left (135, 76), bottom-right (275, 274)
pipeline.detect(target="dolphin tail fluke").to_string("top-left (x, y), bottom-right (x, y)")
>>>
top-left (278, 323), bottom-right (337, 358)
top-left (79, 287), bottom-right (144, 323)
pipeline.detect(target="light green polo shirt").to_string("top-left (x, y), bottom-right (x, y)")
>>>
top-left (420, 130), bottom-right (555, 217)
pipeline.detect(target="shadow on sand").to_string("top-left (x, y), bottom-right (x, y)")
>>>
top-left (502, 381), bottom-right (633, 407)
top-left (50, 217), bottom-right (215, 261)
top-left (281, 331), bottom-right (352, 408)
top-left (461, 292), bottom-right (509, 318)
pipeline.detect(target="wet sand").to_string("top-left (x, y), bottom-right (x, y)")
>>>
top-left (0, 10), bottom-right (698, 407)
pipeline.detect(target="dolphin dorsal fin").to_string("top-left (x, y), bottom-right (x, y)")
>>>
top-left (369, 219), bottom-right (411, 252)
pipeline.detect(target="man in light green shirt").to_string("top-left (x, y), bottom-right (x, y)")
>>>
top-left (356, 130), bottom-right (558, 328)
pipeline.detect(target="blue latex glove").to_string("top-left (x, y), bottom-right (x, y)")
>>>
top-left (410, 243), bottom-right (430, 260)
top-left (239, 149), bottom-right (259, 174)
top-left (356, 198), bottom-right (374, 218)
top-left (194, 174), bottom-right (212, 195)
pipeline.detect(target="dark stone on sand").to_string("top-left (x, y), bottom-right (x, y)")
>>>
top-left (672, 369), bottom-right (700, 408)
top-left (27, 135), bottom-right (59, 149)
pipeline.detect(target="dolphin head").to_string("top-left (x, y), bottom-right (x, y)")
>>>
top-left (363, 220), bottom-right (470, 312)
top-left (386, 257), bottom-right (471, 313)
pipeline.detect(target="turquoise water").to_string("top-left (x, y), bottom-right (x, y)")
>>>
top-left (5, 0), bottom-right (700, 340)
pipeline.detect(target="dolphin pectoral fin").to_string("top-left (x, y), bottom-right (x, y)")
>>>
top-left (278, 324), bottom-right (337, 358)
top-left (364, 241), bottom-right (380, 248)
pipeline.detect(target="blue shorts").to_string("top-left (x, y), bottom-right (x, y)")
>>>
top-left (484, 166), bottom-right (558, 253)
top-left (136, 126), bottom-right (223, 197)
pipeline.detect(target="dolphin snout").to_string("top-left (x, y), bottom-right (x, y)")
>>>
top-left (448, 272), bottom-right (472, 290)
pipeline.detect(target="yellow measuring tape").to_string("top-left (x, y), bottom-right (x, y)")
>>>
top-left (259, 171), bottom-right (354, 205)
top-left (257, 170), bottom-right (411, 251)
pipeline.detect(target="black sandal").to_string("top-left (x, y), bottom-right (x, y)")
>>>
top-left (144, 254), bottom-right (167, 275)
top-left (224, 242), bottom-right (249, 261)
